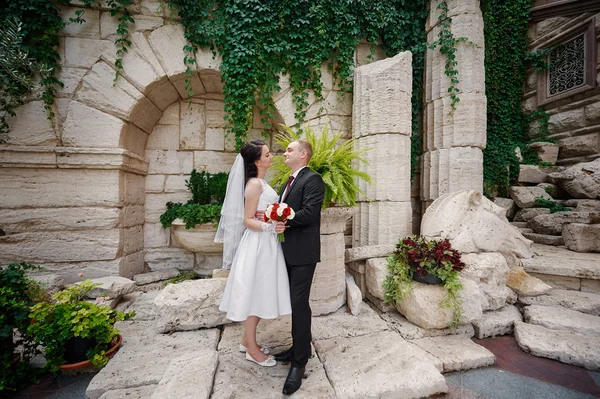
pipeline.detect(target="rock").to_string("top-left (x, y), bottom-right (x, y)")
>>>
top-left (563, 223), bottom-right (600, 252)
top-left (211, 269), bottom-right (230, 278)
top-left (154, 279), bottom-right (231, 332)
top-left (514, 322), bottom-right (600, 371)
top-left (461, 252), bottom-right (510, 311)
top-left (421, 190), bottom-right (533, 260)
top-left (410, 336), bottom-right (495, 372)
top-left (365, 257), bottom-right (388, 301)
top-left (472, 304), bottom-right (522, 339)
top-left (98, 385), bottom-right (157, 399)
top-left (125, 291), bottom-right (160, 321)
top-left (506, 267), bottom-right (552, 296)
top-left (521, 243), bottom-right (600, 280)
top-left (559, 134), bottom-right (600, 158)
top-left (529, 142), bottom-right (560, 164)
top-left (529, 212), bottom-right (599, 235)
top-left (150, 352), bottom-right (218, 399)
top-left (524, 305), bottom-right (600, 337)
top-left (509, 186), bottom-right (553, 208)
top-left (521, 232), bottom-right (564, 246)
top-left (85, 276), bottom-right (136, 299)
top-left (312, 304), bottom-right (388, 341)
top-left (379, 311), bottom-right (474, 340)
top-left (519, 289), bottom-right (600, 316)
top-left (133, 269), bottom-right (180, 285)
top-left (537, 183), bottom-right (568, 199)
top-left (493, 197), bottom-right (517, 219)
top-left (29, 274), bottom-right (65, 295)
top-left (518, 165), bottom-right (549, 184)
top-left (344, 244), bottom-right (395, 262)
top-left (548, 158), bottom-right (600, 199)
top-left (563, 199), bottom-right (600, 211)
top-left (314, 331), bottom-right (447, 399)
top-left (345, 273), bottom-right (362, 315)
top-left (513, 208), bottom-right (550, 222)
top-left (396, 278), bottom-right (485, 329)
top-left (510, 221), bottom-right (528, 228)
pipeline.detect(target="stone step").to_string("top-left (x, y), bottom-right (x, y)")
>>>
top-left (519, 289), bottom-right (600, 316)
top-left (514, 322), bottom-right (600, 371)
top-left (521, 232), bottom-right (564, 246)
top-left (410, 336), bottom-right (495, 373)
top-left (520, 244), bottom-right (600, 283)
top-left (524, 304), bottom-right (600, 337)
top-left (472, 305), bottom-right (522, 339)
top-left (510, 221), bottom-right (529, 228)
top-left (519, 228), bottom-right (533, 234)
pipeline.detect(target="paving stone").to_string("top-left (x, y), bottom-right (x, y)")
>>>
top-left (410, 335), bottom-right (495, 372)
top-left (524, 304), bottom-right (600, 337)
top-left (133, 269), bottom-right (180, 285)
top-left (520, 243), bottom-right (600, 280)
top-left (345, 272), bottom-right (363, 315)
top-left (218, 317), bottom-right (292, 356)
top-left (472, 304), bottom-right (522, 339)
top-left (514, 322), bottom-right (600, 371)
top-left (379, 310), bottom-right (474, 340)
top-left (311, 303), bottom-right (389, 341)
top-left (98, 385), bottom-right (157, 399)
top-left (519, 289), bottom-right (600, 316)
top-left (125, 291), bottom-right (161, 321)
top-left (151, 351), bottom-right (219, 399)
top-left (314, 331), bottom-right (447, 398)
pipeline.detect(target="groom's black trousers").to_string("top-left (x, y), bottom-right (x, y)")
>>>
top-left (286, 261), bottom-right (317, 368)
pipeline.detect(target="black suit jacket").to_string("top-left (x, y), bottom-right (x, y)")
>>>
top-left (279, 167), bottom-right (325, 265)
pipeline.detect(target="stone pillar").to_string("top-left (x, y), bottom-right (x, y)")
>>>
top-left (421, 0), bottom-right (486, 210)
top-left (352, 52), bottom-right (413, 246)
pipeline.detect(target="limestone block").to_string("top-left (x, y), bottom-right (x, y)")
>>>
top-left (559, 134), bottom-right (600, 158)
top-left (524, 305), bottom-right (600, 337)
top-left (585, 101), bottom-right (600, 123)
top-left (154, 352), bottom-right (218, 399)
top-left (76, 62), bottom-right (161, 133)
top-left (509, 186), bottom-right (553, 208)
top-left (101, 13), bottom-right (163, 39)
top-left (0, 230), bottom-right (121, 264)
top-left (133, 269), bottom-right (179, 285)
top-left (55, 68), bottom-right (88, 97)
top-left (518, 165), bottom-right (549, 184)
top-left (140, 0), bottom-right (163, 15)
top-left (0, 168), bottom-right (121, 208)
top-left (354, 42), bottom-right (387, 67)
top-left (311, 232), bottom-right (346, 316)
top-left (514, 322), bottom-right (600, 371)
top-left (60, 7), bottom-right (100, 38)
top-left (154, 279), bottom-right (231, 332)
top-left (99, 386), bottom-right (157, 399)
top-left (421, 148), bottom-right (484, 201)
top-left (461, 252), bottom-right (510, 311)
top-left (123, 205), bottom-right (144, 228)
top-left (582, 280), bottom-right (600, 294)
top-left (529, 212), bottom-right (598, 235)
top-left (345, 272), bottom-right (362, 315)
top-left (421, 191), bottom-right (533, 259)
top-left (193, 151), bottom-right (237, 174)
top-left (529, 142), bottom-right (560, 164)
top-left (472, 305), bottom-right (522, 339)
top-left (493, 197), bottom-right (517, 219)
top-left (548, 108), bottom-right (586, 134)
top-left (0, 207), bottom-right (121, 234)
top-left (122, 225), bottom-right (144, 255)
top-left (537, 182), bottom-right (568, 199)
top-left (85, 276), bottom-right (136, 299)
top-left (64, 37), bottom-right (113, 68)
top-left (180, 102), bottom-right (206, 149)
top-left (158, 103), bottom-right (179, 125)
top-left (507, 267), bottom-right (552, 296)
top-left (123, 173), bottom-right (145, 205)
top-left (563, 199), bottom-right (600, 211)
top-left (352, 51), bottom-right (413, 137)
top-left (513, 207), bottom-right (551, 222)
top-left (29, 274), bottom-right (65, 295)
top-left (521, 232), bottom-right (564, 246)
top-left (205, 100), bottom-right (226, 128)
top-left (410, 336), bottom-right (495, 372)
top-left (548, 158), bottom-right (600, 199)
top-left (62, 101), bottom-right (125, 148)
top-left (365, 257), bottom-right (389, 301)
top-left (520, 245), bottom-right (600, 280)
top-left (314, 331), bottom-right (447, 399)
top-left (144, 247), bottom-right (194, 271)
top-left (519, 289), bottom-right (600, 316)
top-left (146, 125), bottom-right (179, 150)
top-left (320, 206), bottom-right (355, 235)
top-left (6, 101), bottom-right (58, 146)
top-left (534, 16), bottom-right (569, 38)
top-left (145, 193), bottom-right (191, 221)
top-left (164, 175), bottom-right (188, 193)
top-left (355, 201), bottom-right (412, 246)
top-left (212, 269), bottom-right (229, 278)
top-left (311, 305), bottom-right (389, 341)
top-left (205, 127), bottom-right (225, 151)
top-left (345, 244), bottom-right (395, 262)
top-left (528, 272), bottom-right (581, 291)
top-left (146, 150), bottom-right (193, 175)
top-left (379, 311), bottom-right (474, 340)
top-left (396, 278), bottom-right (485, 329)
top-left (563, 223), bottom-right (600, 252)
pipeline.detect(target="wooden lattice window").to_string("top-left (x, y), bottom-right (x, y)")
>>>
top-left (537, 19), bottom-right (597, 106)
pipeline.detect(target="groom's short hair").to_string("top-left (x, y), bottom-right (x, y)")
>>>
top-left (295, 140), bottom-right (313, 161)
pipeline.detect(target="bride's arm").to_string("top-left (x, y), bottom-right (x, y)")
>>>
top-left (243, 179), bottom-right (270, 232)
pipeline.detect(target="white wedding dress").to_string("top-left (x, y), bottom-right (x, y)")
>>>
top-left (219, 178), bottom-right (292, 321)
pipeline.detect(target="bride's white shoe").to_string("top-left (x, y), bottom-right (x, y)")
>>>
top-left (245, 351), bottom-right (276, 367)
top-left (239, 344), bottom-right (270, 355)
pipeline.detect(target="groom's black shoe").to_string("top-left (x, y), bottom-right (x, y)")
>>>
top-left (274, 347), bottom-right (293, 362)
top-left (282, 366), bottom-right (305, 395)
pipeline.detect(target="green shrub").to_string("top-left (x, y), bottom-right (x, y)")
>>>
top-left (534, 196), bottom-right (569, 213)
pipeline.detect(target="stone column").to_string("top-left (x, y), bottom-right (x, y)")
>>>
top-left (352, 52), bottom-right (413, 246)
top-left (421, 0), bottom-right (486, 210)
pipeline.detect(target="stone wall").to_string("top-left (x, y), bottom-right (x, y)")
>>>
top-left (524, 14), bottom-right (600, 165)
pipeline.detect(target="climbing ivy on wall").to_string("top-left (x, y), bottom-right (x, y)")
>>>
top-left (482, 0), bottom-right (548, 197)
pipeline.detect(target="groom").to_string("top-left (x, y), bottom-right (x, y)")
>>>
top-left (275, 139), bottom-right (324, 395)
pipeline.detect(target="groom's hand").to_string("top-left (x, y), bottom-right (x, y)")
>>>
top-left (255, 210), bottom-right (265, 221)
top-left (275, 221), bottom-right (286, 234)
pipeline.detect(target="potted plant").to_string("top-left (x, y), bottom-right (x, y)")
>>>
top-left (27, 280), bottom-right (135, 372)
top-left (269, 123), bottom-right (373, 315)
top-left (159, 169), bottom-right (228, 253)
top-left (0, 263), bottom-right (46, 392)
top-left (383, 235), bottom-right (466, 326)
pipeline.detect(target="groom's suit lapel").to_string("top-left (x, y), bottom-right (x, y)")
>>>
top-left (280, 167), bottom-right (308, 202)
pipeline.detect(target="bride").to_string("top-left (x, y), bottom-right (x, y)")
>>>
top-left (216, 140), bottom-right (291, 367)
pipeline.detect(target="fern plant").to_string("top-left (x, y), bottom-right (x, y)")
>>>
top-left (270, 124), bottom-right (372, 208)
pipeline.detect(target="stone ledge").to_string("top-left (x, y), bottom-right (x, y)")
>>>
top-left (520, 244), bottom-right (600, 280)
top-left (345, 244), bottom-right (395, 262)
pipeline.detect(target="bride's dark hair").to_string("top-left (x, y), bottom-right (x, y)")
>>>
top-left (240, 140), bottom-right (265, 184)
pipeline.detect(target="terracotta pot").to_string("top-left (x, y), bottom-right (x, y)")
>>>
top-left (59, 334), bottom-right (122, 371)
top-left (171, 219), bottom-right (223, 253)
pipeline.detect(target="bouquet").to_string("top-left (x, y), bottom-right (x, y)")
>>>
top-left (264, 203), bottom-right (295, 242)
